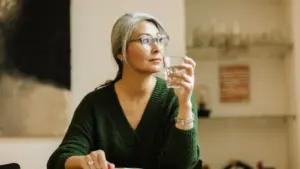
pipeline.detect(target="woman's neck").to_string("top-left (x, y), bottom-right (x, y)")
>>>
top-left (116, 71), bottom-right (156, 99)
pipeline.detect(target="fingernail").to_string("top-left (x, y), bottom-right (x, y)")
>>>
top-left (108, 163), bottom-right (115, 169)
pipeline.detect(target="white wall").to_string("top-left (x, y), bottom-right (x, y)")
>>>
top-left (0, 138), bottom-right (62, 169)
top-left (194, 56), bottom-right (288, 118)
top-left (289, 0), bottom-right (300, 168)
top-left (185, 0), bottom-right (290, 41)
top-left (193, 56), bottom-right (289, 169)
top-left (287, 118), bottom-right (298, 169)
top-left (0, 1), bottom-right (186, 169)
top-left (198, 118), bottom-right (289, 169)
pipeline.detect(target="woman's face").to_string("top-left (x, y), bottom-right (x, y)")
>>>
top-left (124, 21), bottom-right (168, 74)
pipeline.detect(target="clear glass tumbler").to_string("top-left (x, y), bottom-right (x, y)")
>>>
top-left (163, 55), bottom-right (186, 88)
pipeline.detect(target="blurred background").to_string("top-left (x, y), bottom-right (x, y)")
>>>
top-left (0, 0), bottom-right (299, 169)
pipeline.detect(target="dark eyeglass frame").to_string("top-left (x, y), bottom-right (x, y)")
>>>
top-left (129, 34), bottom-right (170, 50)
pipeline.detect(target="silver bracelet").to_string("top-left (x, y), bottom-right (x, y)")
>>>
top-left (175, 113), bottom-right (195, 125)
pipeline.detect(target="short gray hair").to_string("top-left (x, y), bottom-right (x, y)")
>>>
top-left (111, 12), bottom-right (168, 62)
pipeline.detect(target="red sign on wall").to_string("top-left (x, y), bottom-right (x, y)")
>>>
top-left (219, 65), bottom-right (250, 103)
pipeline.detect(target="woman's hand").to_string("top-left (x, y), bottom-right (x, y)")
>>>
top-left (169, 56), bottom-right (196, 105)
top-left (168, 56), bottom-right (196, 122)
top-left (82, 150), bottom-right (115, 169)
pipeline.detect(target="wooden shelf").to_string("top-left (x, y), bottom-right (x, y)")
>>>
top-left (187, 43), bottom-right (293, 60)
top-left (198, 114), bottom-right (296, 120)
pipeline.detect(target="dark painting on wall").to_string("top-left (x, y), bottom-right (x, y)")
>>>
top-left (0, 0), bottom-right (71, 137)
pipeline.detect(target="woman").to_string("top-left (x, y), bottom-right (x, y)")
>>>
top-left (47, 12), bottom-right (200, 169)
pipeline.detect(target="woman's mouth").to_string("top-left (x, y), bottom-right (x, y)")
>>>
top-left (149, 58), bottom-right (162, 63)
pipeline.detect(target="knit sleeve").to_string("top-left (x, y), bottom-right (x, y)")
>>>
top-left (158, 93), bottom-right (200, 169)
top-left (47, 93), bottom-right (95, 169)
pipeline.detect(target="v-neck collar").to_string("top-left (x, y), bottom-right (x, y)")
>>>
top-left (108, 77), bottom-right (163, 145)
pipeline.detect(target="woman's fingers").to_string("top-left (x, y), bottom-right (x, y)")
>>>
top-left (170, 77), bottom-right (192, 91)
top-left (173, 56), bottom-right (196, 77)
top-left (85, 150), bottom-right (112, 169)
top-left (90, 151), bottom-right (101, 169)
top-left (175, 63), bottom-right (194, 77)
top-left (184, 56), bottom-right (196, 69)
top-left (168, 72), bottom-right (192, 84)
top-left (96, 150), bottom-right (108, 169)
top-left (85, 155), bottom-right (96, 169)
top-left (107, 162), bottom-right (115, 169)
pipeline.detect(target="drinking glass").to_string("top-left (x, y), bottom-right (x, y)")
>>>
top-left (163, 55), bottom-right (185, 88)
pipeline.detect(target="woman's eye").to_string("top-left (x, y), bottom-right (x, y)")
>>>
top-left (159, 37), bottom-right (168, 45)
top-left (141, 37), bottom-right (152, 44)
top-left (157, 37), bottom-right (164, 43)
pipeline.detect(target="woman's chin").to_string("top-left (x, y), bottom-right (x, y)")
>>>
top-left (136, 65), bottom-right (163, 74)
top-left (149, 67), bottom-right (163, 73)
top-left (150, 64), bottom-right (164, 72)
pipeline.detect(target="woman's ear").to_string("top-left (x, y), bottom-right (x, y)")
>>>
top-left (117, 54), bottom-right (123, 62)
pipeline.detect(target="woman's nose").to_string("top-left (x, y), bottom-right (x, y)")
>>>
top-left (150, 41), bottom-right (161, 54)
top-left (151, 44), bottom-right (160, 54)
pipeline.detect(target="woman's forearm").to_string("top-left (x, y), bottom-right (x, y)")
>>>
top-left (65, 156), bottom-right (85, 169)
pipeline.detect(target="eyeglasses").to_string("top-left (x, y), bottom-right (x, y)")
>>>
top-left (129, 34), bottom-right (169, 51)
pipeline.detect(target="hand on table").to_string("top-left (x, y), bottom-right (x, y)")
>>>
top-left (82, 150), bottom-right (115, 169)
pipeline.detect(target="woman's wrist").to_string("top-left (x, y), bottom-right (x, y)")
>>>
top-left (178, 100), bottom-right (193, 119)
top-left (176, 100), bottom-right (194, 130)
top-left (178, 97), bottom-right (192, 107)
